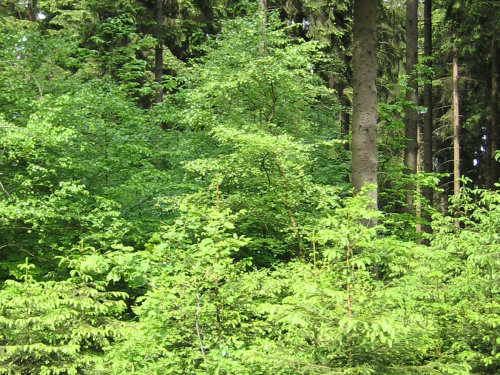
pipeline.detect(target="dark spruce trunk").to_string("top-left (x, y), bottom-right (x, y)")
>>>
top-left (404, 0), bottom-right (418, 212)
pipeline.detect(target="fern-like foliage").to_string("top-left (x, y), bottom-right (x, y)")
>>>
top-left (0, 258), bottom-right (127, 375)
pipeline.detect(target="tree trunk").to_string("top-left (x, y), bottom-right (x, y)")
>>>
top-left (453, 46), bottom-right (460, 207)
top-left (489, 16), bottom-right (498, 189)
top-left (259, 0), bottom-right (267, 47)
top-left (154, 0), bottom-right (164, 105)
top-left (416, 122), bottom-right (422, 238)
top-left (259, 0), bottom-right (267, 17)
top-left (352, 0), bottom-right (378, 208)
top-left (404, 0), bottom-right (418, 211)
top-left (27, 0), bottom-right (36, 21)
top-left (422, 0), bottom-right (433, 231)
top-left (329, 74), bottom-right (350, 151)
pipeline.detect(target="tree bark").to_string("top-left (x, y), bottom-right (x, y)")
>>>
top-left (489, 15), bottom-right (498, 189)
top-left (154, 0), bottom-right (164, 105)
top-left (352, 0), bottom-right (378, 208)
top-left (259, 0), bottom-right (267, 17)
top-left (259, 0), bottom-right (267, 48)
top-left (453, 46), bottom-right (460, 206)
top-left (404, 0), bottom-right (418, 211)
top-left (423, 0), bottom-right (433, 231)
top-left (27, 0), bottom-right (36, 21)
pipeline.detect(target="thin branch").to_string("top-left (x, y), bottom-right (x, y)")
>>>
top-left (0, 177), bottom-right (11, 198)
top-left (195, 284), bottom-right (206, 362)
top-left (20, 248), bottom-right (51, 262)
top-left (260, 152), bottom-right (272, 185)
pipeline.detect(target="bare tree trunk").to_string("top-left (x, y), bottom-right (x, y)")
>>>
top-left (352, 0), bottom-right (378, 209)
top-left (423, 0), bottom-right (433, 199)
top-left (154, 0), bottom-right (164, 106)
top-left (259, 0), bottom-right (267, 48)
top-left (259, 0), bottom-right (267, 16)
top-left (404, 0), bottom-right (418, 212)
top-left (336, 79), bottom-right (351, 152)
top-left (329, 75), bottom-right (350, 150)
top-left (423, 0), bottom-right (433, 234)
top-left (416, 122), bottom-right (422, 238)
top-left (490, 15), bottom-right (498, 189)
top-left (27, 0), bottom-right (36, 21)
top-left (453, 45), bottom-right (460, 220)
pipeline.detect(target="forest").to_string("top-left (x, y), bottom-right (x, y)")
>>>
top-left (0, 0), bottom-right (499, 374)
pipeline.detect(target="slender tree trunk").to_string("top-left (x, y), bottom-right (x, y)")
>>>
top-left (154, 0), bottom-right (164, 105)
top-left (259, 0), bottom-right (267, 48)
top-left (404, 0), bottom-right (418, 211)
top-left (341, 89), bottom-right (350, 154)
top-left (329, 75), bottom-right (350, 150)
top-left (423, 0), bottom-right (433, 232)
top-left (416, 122), bottom-right (422, 238)
top-left (259, 0), bottom-right (267, 17)
top-left (340, 81), bottom-right (351, 156)
top-left (351, 0), bottom-right (378, 209)
top-left (453, 46), bottom-right (461, 211)
top-left (490, 16), bottom-right (498, 189)
top-left (27, 0), bottom-right (36, 21)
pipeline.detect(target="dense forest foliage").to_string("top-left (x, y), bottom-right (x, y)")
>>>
top-left (0, 0), bottom-right (499, 374)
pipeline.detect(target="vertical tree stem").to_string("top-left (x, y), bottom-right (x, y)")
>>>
top-left (346, 236), bottom-right (352, 361)
top-left (423, 0), bottom-right (433, 235)
top-left (453, 45), bottom-right (460, 228)
top-left (352, 0), bottom-right (378, 208)
top-left (155, 0), bottom-right (164, 106)
top-left (312, 236), bottom-right (317, 284)
top-left (404, 0), bottom-right (419, 212)
top-left (490, 15), bottom-right (498, 188)
top-left (195, 284), bottom-right (206, 362)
